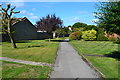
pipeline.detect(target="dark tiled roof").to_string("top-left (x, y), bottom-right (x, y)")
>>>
top-left (12, 17), bottom-right (27, 25)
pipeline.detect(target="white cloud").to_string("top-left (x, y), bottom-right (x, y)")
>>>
top-left (69, 17), bottom-right (82, 22)
top-left (92, 19), bottom-right (99, 22)
top-left (32, 8), bottom-right (35, 11)
top-left (20, 10), bottom-right (33, 16)
top-left (20, 10), bottom-right (26, 14)
top-left (76, 11), bottom-right (87, 14)
top-left (30, 16), bottom-right (39, 19)
top-left (20, 10), bottom-right (39, 19)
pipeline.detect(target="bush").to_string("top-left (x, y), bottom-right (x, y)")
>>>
top-left (97, 33), bottom-right (109, 41)
top-left (69, 31), bottom-right (82, 40)
top-left (108, 37), bottom-right (118, 41)
top-left (82, 29), bottom-right (97, 41)
top-left (115, 36), bottom-right (120, 44)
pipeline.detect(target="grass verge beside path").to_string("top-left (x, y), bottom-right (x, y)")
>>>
top-left (69, 40), bottom-right (119, 78)
top-left (2, 61), bottom-right (51, 78)
top-left (2, 39), bottom-right (59, 64)
top-left (1, 38), bottom-right (66, 78)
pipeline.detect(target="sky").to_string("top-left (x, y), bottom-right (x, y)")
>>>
top-left (0, 1), bottom-right (101, 26)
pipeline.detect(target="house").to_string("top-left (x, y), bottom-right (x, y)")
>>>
top-left (12, 17), bottom-right (38, 41)
top-left (2, 17), bottom-right (37, 41)
top-left (2, 17), bottom-right (50, 41)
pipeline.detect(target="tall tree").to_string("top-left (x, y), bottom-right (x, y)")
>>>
top-left (94, 1), bottom-right (120, 35)
top-left (72, 22), bottom-right (87, 28)
top-left (35, 14), bottom-right (63, 38)
top-left (0, 3), bottom-right (20, 48)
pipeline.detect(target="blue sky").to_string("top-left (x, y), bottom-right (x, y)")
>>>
top-left (1, 2), bottom-right (100, 26)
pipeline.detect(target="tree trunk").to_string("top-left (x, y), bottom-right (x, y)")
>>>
top-left (8, 32), bottom-right (17, 48)
top-left (8, 20), bottom-right (17, 48)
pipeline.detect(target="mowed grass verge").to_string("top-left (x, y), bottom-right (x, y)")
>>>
top-left (1, 38), bottom-right (65, 78)
top-left (2, 61), bottom-right (51, 78)
top-left (2, 39), bottom-right (59, 64)
top-left (69, 40), bottom-right (119, 78)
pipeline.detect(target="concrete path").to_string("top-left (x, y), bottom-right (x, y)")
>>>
top-left (0, 57), bottom-right (52, 67)
top-left (50, 40), bottom-right (100, 78)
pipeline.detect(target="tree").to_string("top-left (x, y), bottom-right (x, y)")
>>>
top-left (94, 1), bottom-right (120, 35)
top-left (83, 25), bottom-right (98, 31)
top-left (35, 14), bottom-right (63, 39)
top-left (72, 22), bottom-right (87, 28)
top-left (0, 3), bottom-right (20, 48)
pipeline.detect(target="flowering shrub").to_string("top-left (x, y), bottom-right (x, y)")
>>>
top-left (82, 29), bottom-right (97, 41)
top-left (69, 31), bottom-right (82, 40)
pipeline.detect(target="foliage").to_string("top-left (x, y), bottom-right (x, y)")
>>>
top-left (62, 27), bottom-right (71, 34)
top-left (108, 37), bottom-right (118, 41)
top-left (115, 36), bottom-right (120, 44)
top-left (94, 2), bottom-right (120, 35)
top-left (72, 22), bottom-right (87, 28)
top-left (55, 27), bottom-right (71, 37)
top-left (0, 3), bottom-right (20, 48)
top-left (83, 25), bottom-right (98, 31)
top-left (35, 14), bottom-right (63, 33)
top-left (97, 33), bottom-right (109, 41)
top-left (69, 31), bottom-right (82, 40)
top-left (82, 29), bottom-right (97, 41)
top-left (72, 28), bottom-right (80, 32)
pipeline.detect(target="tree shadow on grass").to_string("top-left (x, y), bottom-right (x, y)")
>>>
top-left (16, 40), bottom-right (31, 43)
top-left (45, 40), bottom-right (62, 42)
top-left (17, 45), bottom-right (46, 49)
top-left (104, 51), bottom-right (120, 60)
top-left (48, 39), bottom-right (69, 42)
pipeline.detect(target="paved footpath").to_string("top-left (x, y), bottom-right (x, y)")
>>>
top-left (50, 40), bottom-right (100, 78)
top-left (0, 57), bottom-right (52, 67)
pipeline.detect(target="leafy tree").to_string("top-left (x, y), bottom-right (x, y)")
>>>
top-left (83, 25), bottom-right (98, 31)
top-left (62, 27), bottom-right (71, 34)
top-left (82, 29), bottom-right (97, 41)
top-left (35, 14), bottom-right (63, 37)
top-left (72, 28), bottom-right (80, 32)
top-left (0, 3), bottom-right (20, 48)
top-left (94, 1), bottom-right (120, 35)
top-left (72, 22), bottom-right (87, 28)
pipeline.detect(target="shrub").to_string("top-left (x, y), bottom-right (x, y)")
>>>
top-left (82, 29), bottom-right (97, 41)
top-left (97, 33), bottom-right (109, 41)
top-left (69, 31), bottom-right (82, 40)
top-left (108, 37), bottom-right (118, 41)
top-left (115, 36), bottom-right (120, 44)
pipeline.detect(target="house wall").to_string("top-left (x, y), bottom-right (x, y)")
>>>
top-left (13, 19), bottom-right (38, 41)
top-left (37, 32), bottom-right (51, 40)
top-left (1, 18), bottom-right (53, 42)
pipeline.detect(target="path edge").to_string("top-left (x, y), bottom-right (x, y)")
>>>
top-left (68, 43), bottom-right (106, 79)
top-left (48, 42), bottom-right (60, 78)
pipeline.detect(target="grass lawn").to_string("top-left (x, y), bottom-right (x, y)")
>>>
top-left (2, 39), bottom-right (59, 64)
top-left (1, 38), bottom-right (67, 78)
top-left (2, 61), bottom-right (51, 78)
top-left (69, 40), bottom-right (119, 78)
